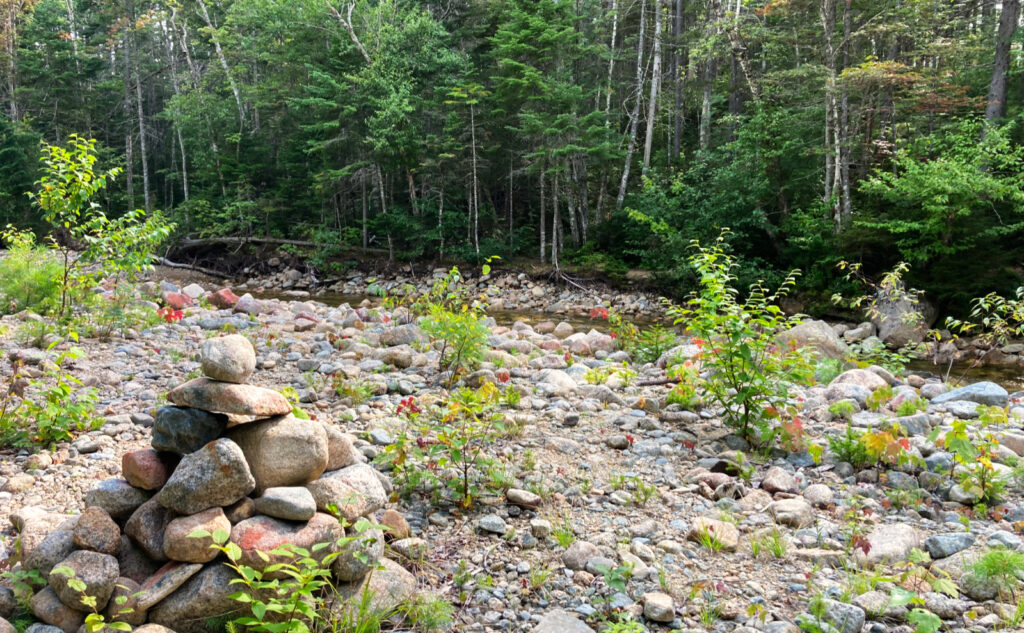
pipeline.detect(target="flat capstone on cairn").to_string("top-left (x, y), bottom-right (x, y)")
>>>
top-left (6, 334), bottom-right (416, 633)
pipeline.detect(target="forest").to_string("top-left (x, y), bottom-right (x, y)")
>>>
top-left (1, 0), bottom-right (1023, 313)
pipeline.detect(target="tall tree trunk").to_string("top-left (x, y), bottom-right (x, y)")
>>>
top-left (132, 28), bottom-right (151, 214)
top-left (671, 0), bottom-right (683, 161)
top-left (984, 0), bottom-right (1020, 125)
top-left (572, 156), bottom-right (589, 244)
top-left (616, 0), bottom-right (647, 210)
top-left (172, 10), bottom-right (226, 197)
top-left (470, 102), bottom-right (480, 255)
top-left (642, 0), bottom-right (663, 173)
top-left (361, 176), bottom-right (368, 251)
top-left (551, 171), bottom-right (560, 269)
top-left (566, 167), bottom-right (581, 248)
top-left (196, 0), bottom-right (245, 145)
top-left (438, 175), bottom-right (445, 258)
top-left (374, 163), bottom-right (393, 261)
top-left (406, 168), bottom-right (419, 215)
top-left (698, 0), bottom-right (721, 151)
top-left (164, 17), bottom-right (189, 203)
top-left (838, 0), bottom-right (852, 228)
top-left (507, 158), bottom-right (514, 251)
top-left (728, 0), bottom-right (761, 104)
top-left (2, 0), bottom-right (22, 122)
top-left (539, 168), bottom-right (546, 263)
top-left (123, 41), bottom-right (135, 213)
top-left (820, 0), bottom-right (836, 208)
top-left (604, 0), bottom-right (619, 116)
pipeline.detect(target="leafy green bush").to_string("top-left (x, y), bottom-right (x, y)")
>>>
top-left (420, 303), bottom-right (490, 382)
top-left (0, 228), bottom-right (63, 315)
top-left (828, 424), bottom-right (874, 469)
top-left (968, 547), bottom-right (1024, 601)
top-left (194, 522), bottom-right (404, 633)
top-left (666, 230), bottom-right (812, 442)
top-left (25, 135), bottom-right (173, 320)
top-left (632, 323), bottom-right (677, 364)
top-left (377, 385), bottom-right (505, 509)
top-left (936, 414), bottom-right (1007, 503)
top-left (1, 342), bottom-right (100, 449)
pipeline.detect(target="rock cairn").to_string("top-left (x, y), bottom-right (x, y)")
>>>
top-left (11, 335), bottom-right (413, 633)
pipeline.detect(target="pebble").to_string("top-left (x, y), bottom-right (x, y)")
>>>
top-left (477, 514), bottom-right (507, 534)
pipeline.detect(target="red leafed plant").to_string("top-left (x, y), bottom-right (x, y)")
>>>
top-left (156, 307), bottom-right (183, 323)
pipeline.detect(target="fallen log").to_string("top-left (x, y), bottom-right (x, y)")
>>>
top-left (154, 257), bottom-right (233, 279)
top-left (176, 236), bottom-right (389, 256)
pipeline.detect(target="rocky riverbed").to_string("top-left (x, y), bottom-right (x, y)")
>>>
top-left (2, 275), bottom-right (1024, 633)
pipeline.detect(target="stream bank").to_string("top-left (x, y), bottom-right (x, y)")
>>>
top-left (3, 272), bottom-right (1024, 633)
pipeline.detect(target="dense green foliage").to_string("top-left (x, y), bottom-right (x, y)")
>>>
top-left (1, 0), bottom-right (1022, 307)
top-left (666, 232), bottom-right (812, 442)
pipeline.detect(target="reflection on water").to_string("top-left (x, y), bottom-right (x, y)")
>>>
top-left (906, 359), bottom-right (1023, 391)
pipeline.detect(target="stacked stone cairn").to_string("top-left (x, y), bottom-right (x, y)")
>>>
top-left (11, 335), bottom-right (415, 633)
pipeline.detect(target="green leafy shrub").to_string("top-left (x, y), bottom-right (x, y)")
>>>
top-left (414, 264), bottom-right (493, 386)
top-left (828, 424), bottom-right (874, 469)
top-left (666, 230), bottom-right (812, 441)
top-left (895, 396), bottom-right (927, 417)
top-left (814, 358), bottom-right (844, 385)
top-left (1, 341), bottom-right (99, 449)
top-left (936, 414), bottom-right (1007, 503)
top-left (666, 362), bottom-right (702, 409)
top-left (421, 304), bottom-right (490, 381)
top-left (331, 375), bottom-right (375, 405)
top-left (0, 228), bottom-right (62, 315)
top-left (24, 135), bottom-right (173, 320)
top-left (193, 522), bottom-right (396, 633)
top-left (377, 384), bottom-right (505, 508)
top-left (968, 547), bottom-right (1024, 601)
top-left (631, 323), bottom-right (676, 364)
top-left (865, 384), bottom-right (894, 412)
top-left (946, 285), bottom-right (1024, 347)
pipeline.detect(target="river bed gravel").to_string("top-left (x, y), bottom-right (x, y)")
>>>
top-left (2, 273), bottom-right (1024, 633)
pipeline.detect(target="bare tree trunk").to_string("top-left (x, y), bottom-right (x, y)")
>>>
top-left (820, 0), bottom-right (836, 209)
top-left (164, 18), bottom-right (189, 203)
top-left (566, 169), bottom-right (581, 248)
top-left (572, 156), bottom-right (589, 244)
top-left (406, 168), bottom-right (419, 215)
top-left (3, 1), bottom-right (20, 122)
top-left (642, 0), bottom-right (663, 173)
top-left (729, 0), bottom-right (761, 104)
top-left (172, 10), bottom-right (226, 197)
top-left (328, 2), bottom-right (372, 63)
top-left (373, 163), bottom-right (393, 261)
top-left (507, 158), bottom-right (514, 250)
top-left (196, 0), bottom-right (245, 144)
top-left (616, 0), bottom-right (647, 210)
top-left (133, 34), bottom-right (151, 214)
top-left (698, 0), bottom-right (721, 151)
top-left (672, 0), bottom-right (683, 161)
top-left (438, 176), bottom-right (445, 258)
top-left (539, 168), bottom-right (546, 263)
top-left (470, 102), bottom-right (480, 256)
top-left (123, 40), bottom-right (135, 213)
top-left (604, 0), bottom-right (619, 116)
top-left (361, 176), bottom-right (368, 251)
top-left (551, 171), bottom-right (560, 269)
top-left (984, 0), bottom-right (1020, 125)
top-left (838, 0), bottom-right (852, 228)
